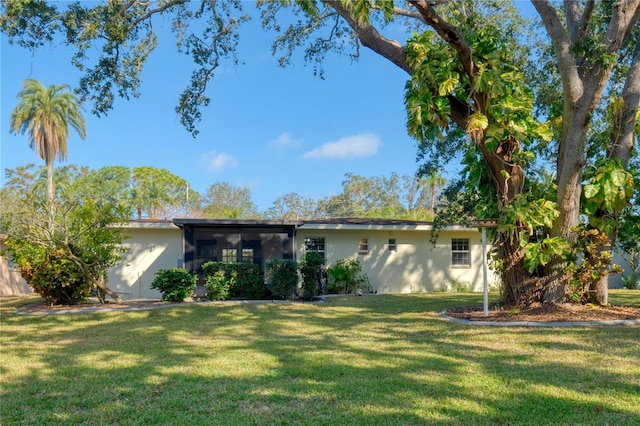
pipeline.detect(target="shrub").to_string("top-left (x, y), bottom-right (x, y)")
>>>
top-left (327, 258), bottom-right (369, 294)
top-left (151, 268), bottom-right (197, 302)
top-left (299, 252), bottom-right (325, 300)
top-left (203, 262), bottom-right (267, 300)
top-left (265, 259), bottom-right (299, 299)
top-left (22, 248), bottom-right (93, 305)
top-left (205, 270), bottom-right (231, 301)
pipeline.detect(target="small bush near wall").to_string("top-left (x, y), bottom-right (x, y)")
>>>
top-left (327, 258), bottom-right (369, 294)
top-left (299, 252), bottom-right (325, 301)
top-left (151, 268), bottom-right (197, 302)
top-left (203, 262), bottom-right (267, 300)
top-left (265, 259), bottom-right (299, 299)
top-left (26, 249), bottom-right (92, 305)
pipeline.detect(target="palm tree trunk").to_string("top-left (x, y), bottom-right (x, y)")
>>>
top-left (46, 156), bottom-right (55, 236)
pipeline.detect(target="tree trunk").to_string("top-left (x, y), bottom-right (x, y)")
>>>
top-left (534, 0), bottom-right (640, 305)
top-left (499, 234), bottom-right (542, 306)
top-left (46, 155), bottom-right (55, 236)
top-left (592, 36), bottom-right (640, 304)
top-left (93, 275), bottom-right (120, 303)
top-left (67, 251), bottom-right (120, 303)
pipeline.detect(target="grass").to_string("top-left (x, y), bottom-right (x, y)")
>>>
top-left (1, 291), bottom-right (639, 425)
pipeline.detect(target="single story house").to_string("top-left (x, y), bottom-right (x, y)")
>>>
top-left (106, 218), bottom-right (500, 300)
top-left (2, 219), bottom-right (634, 299)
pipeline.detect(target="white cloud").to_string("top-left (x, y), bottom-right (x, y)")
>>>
top-left (302, 133), bottom-right (381, 159)
top-left (199, 150), bottom-right (237, 172)
top-left (269, 132), bottom-right (303, 149)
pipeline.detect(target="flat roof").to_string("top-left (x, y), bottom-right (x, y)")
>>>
top-left (172, 218), bottom-right (301, 228)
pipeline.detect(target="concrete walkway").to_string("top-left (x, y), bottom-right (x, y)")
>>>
top-left (439, 310), bottom-right (640, 327)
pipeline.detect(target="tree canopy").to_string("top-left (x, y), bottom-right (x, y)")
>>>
top-left (9, 78), bottom-right (86, 226)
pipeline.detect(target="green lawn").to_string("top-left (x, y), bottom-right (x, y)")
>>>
top-left (1, 291), bottom-right (639, 425)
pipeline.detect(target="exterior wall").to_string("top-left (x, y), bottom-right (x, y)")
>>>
top-left (608, 250), bottom-right (639, 289)
top-left (107, 223), bottom-right (183, 300)
top-left (295, 227), bottom-right (498, 294)
top-left (0, 237), bottom-right (32, 296)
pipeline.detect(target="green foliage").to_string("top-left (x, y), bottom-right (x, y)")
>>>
top-left (150, 268), bottom-right (197, 302)
top-left (449, 280), bottom-right (471, 293)
top-left (4, 241), bottom-right (91, 305)
top-left (498, 195), bottom-right (560, 246)
top-left (566, 227), bottom-right (620, 303)
top-left (299, 252), bottom-right (325, 301)
top-left (265, 259), bottom-right (299, 299)
top-left (204, 270), bottom-right (231, 301)
top-left (582, 158), bottom-right (635, 234)
top-left (202, 182), bottom-right (259, 219)
top-left (616, 164), bottom-right (640, 289)
top-left (524, 237), bottom-right (570, 273)
top-left (327, 258), bottom-right (368, 294)
top-left (621, 274), bottom-right (639, 290)
top-left (203, 261), bottom-right (267, 300)
top-left (2, 191), bottom-right (129, 304)
top-left (131, 166), bottom-right (196, 220)
top-left (316, 172), bottom-right (435, 219)
top-left (9, 78), bottom-right (86, 164)
top-left (405, 23), bottom-right (548, 150)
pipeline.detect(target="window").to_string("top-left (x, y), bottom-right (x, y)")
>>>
top-left (358, 237), bottom-right (369, 254)
top-left (451, 238), bottom-right (470, 267)
top-left (388, 239), bottom-right (396, 252)
top-left (222, 248), bottom-right (237, 263)
top-left (304, 237), bottom-right (325, 259)
top-left (197, 240), bottom-right (217, 260)
top-left (242, 248), bottom-right (254, 263)
top-left (241, 240), bottom-right (262, 265)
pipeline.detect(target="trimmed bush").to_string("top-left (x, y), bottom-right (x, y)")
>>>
top-left (151, 268), bottom-right (197, 302)
top-left (265, 259), bottom-right (299, 299)
top-left (299, 252), bottom-right (325, 300)
top-left (203, 262), bottom-right (267, 300)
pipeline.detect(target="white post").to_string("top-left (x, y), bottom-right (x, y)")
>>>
top-left (482, 227), bottom-right (488, 317)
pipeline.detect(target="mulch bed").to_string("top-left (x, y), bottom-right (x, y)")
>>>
top-left (444, 303), bottom-right (640, 323)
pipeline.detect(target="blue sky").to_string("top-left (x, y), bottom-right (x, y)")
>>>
top-left (1, 2), bottom-right (536, 212)
top-left (1, 6), bottom-right (424, 212)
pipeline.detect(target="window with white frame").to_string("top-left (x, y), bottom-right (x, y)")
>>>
top-left (451, 238), bottom-right (471, 267)
top-left (388, 238), bottom-right (397, 252)
top-left (304, 237), bottom-right (325, 259)
top-left (358, 237), bottom-right (369, 254)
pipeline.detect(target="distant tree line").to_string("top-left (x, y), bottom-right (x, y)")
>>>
top-left (1, 164), bottom-right (448, 223)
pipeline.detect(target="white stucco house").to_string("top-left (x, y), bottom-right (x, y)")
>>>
top-left (103, 218), bottom-right (500, 300)
top-left (3, 218), bottom-right (635, 299)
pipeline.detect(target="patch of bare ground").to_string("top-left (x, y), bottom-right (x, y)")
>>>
top-left (444, 303), bottom-right (640, 323)
top-left (15, 299), bottom-right (173, 314)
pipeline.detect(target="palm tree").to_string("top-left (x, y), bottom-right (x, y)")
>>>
top-left (9, 79), bottom-right (86, 223)
top-left (419, 171), bottom-right (447, 213)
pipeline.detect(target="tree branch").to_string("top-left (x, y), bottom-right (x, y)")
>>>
top-left (609, 36), bottom-right (640, 166)
top-left (533, 0), bottom-right (583, 104)
top-left (370, 4), bottom-right (426, 24)
top-left (322, 0), bottom-right (411, 74)
top-left (408, 0), bottom-right (475, 84)
top-left (604, 0), bottom-right (640, 54)
top-left (564, 0), bottom-right (594, 43)
top-left (126, 0), bottom-right (187, 31)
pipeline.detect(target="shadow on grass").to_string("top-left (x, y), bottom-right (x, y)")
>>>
top-left (1, 292), bottom-right (638, 425)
